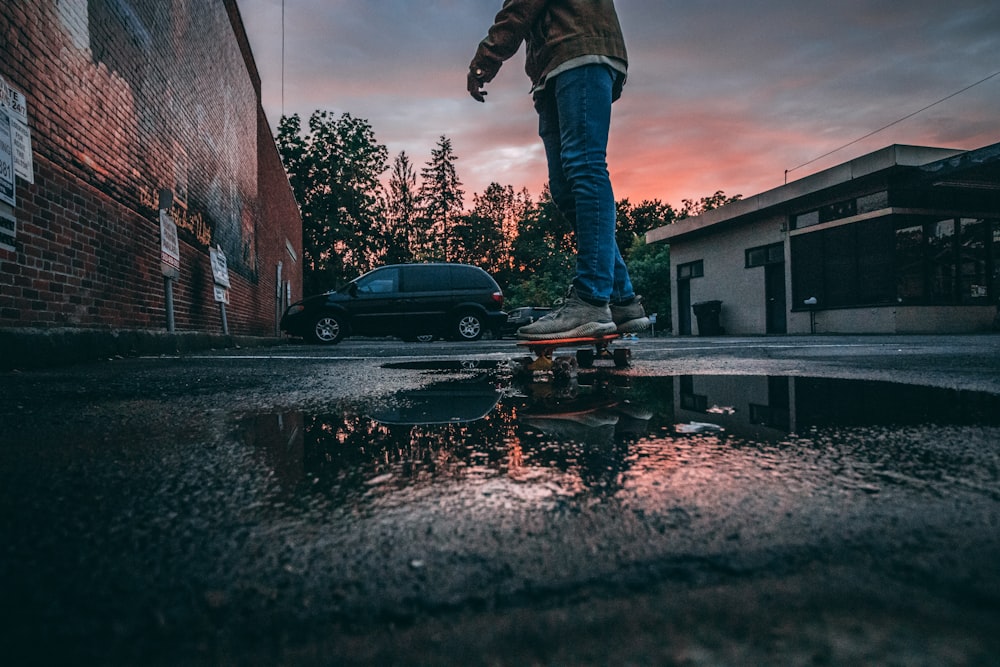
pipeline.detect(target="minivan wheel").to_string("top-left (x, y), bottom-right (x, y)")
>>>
top-left (455, 312), bottom-right (484, 341)
top-left (401, 333), bottom-right (436, 343)
top-left (310, 313), bottom-right (345, 344)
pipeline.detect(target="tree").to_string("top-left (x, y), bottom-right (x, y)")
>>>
top-left (505, 187), bottom-right (576, 307)
top-left (616, 198), bottom-right (676, 261)
top-left (464, 183), bottom-right (533, 283)
top-left (626, 236), bottom-right (672, 333)
top-left (679, 190), bottom-right (742, 219)
top-left (276, 111), bottom-right (389, 295)
top-left (417, 136), bottom-right (464, 261)
top-left (384, 151), bottom-right (418, 265)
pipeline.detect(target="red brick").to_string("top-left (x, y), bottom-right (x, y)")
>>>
top-left (0, 1), bottom-right (301, 335)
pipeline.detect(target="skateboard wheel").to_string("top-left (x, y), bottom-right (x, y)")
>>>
top-left (510, 356), bottom-right (534, 379)
top-left (576, 348), bottom-right (595, 368)
top-left (551, 355), bottom-right (578, 380)
top-left (613, 347), bottom-right (631, 368)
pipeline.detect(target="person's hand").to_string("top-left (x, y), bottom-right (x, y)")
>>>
top-left (467, 68), bottom-right (487, 103)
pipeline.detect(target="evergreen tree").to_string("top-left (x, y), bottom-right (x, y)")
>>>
top-left (417, 136), bottom-right (464, 261)
top-left (385, 151), bottom-right (418, 264)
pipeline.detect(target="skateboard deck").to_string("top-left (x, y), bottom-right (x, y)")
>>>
top-left (513, 333), bottom-right (630, 378)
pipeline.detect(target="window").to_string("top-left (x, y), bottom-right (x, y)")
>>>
top-left (958, 218), bottom-right (989, 304)
top-left (791, 217), bottom-right (895, 309)
top-left (402, 266), bottom-right (447, 292)
top-left (355, 267), bottom-right (400, 294)
top-left (823, 225), bottom-right (856, 307)
top-left (857, 218), bottom-right (896, 304)
top-left (796, 216), bottom-right (998, 309)
top-left (679, 376), bottom-right (708, 412)
top-left (745, 243), bottom-right (783, 268)
top-left (677, 260), bottom-right (704, 280)
top-left (450, 265), bottom-right (493, 289)
top-left (857, 191), bottom-right (889, 214)
top-left (927, 219), bottom-right (956, 303)
top-left (993, 223), bottom-right (1000, 300)
top-left (791, 232), bottom-right (825, 307)
top-left (895, 222), bottom-right (924, 303)
top-left (793, 210), bottom-right (820, 229)
top-left (791, 196), bottom-right (864, 230)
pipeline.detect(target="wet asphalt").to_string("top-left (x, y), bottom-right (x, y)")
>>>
top-left (2, 334), bottom-right (999, 666)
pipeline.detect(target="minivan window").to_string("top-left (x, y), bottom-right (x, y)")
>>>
top-left (355, 267), bottom-right (399, 294)
top-left (450, 265), bottom-right (493, 289)
top-left (402, 265), bottom-right (449, 292)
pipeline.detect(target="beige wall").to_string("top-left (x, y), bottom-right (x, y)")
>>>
top-left (790, 305), bottom-right (994, 334)
top-left (671, 215), bottom-right (786, 335)
top-left (896, 306), bottom-right (996, 333)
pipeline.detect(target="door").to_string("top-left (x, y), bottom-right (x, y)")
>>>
top-left (349, 266), bottom-right (402, 335)
top-left (765, 263), bottom-right (787, 334)
top-left (677, 279), bottom-right (692, 335)
top-left (401, 265), bottom-right (453, 334)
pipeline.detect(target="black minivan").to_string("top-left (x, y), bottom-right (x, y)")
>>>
top-left (280, 263), bottom-right (507, 344)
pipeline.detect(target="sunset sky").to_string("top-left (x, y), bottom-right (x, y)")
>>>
top-left (238, 0), bottom-right (1000, 209)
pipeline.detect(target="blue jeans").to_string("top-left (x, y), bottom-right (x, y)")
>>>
top-left (536, 63), bottom-right (635, 305)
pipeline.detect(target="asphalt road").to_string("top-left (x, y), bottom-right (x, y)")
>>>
top-left (2, 335), bottom-right (999, 665)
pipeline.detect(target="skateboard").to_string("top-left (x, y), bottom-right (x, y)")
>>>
top-left (512, 333), bottom-right (630, 380)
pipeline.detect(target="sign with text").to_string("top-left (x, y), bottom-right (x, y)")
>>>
top-left (0, 110), bottom-right (15, 206)
top-left (0, 76), bottom-right (28, 124)
top-left (0, 201), bottom-right (15, 250)
top-left (213, 285), bottom-right (229, 304)
top-left (160, 209), bottom-right (180, 277)
top-left (209, 246), bottom-right (231, 288)
top-left (10, 119), bottom-right (32, 183)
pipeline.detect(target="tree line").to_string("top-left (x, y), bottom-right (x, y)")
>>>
top-left (275, 110), bottom-right (740, 330)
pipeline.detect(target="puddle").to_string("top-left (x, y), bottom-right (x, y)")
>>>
top-left (382, 360), bottom-right (502, 372)
top-left (238, 373), bottom-right (1000, 510)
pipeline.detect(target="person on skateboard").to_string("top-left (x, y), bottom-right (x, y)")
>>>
top-left (468, 0), bottom-right (651, 340)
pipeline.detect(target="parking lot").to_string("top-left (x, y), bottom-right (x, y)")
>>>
top-left (2, 335), bottom-right (999, 665)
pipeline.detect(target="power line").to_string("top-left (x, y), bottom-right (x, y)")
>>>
top-left (785, 69), bottom-right (1000, 183)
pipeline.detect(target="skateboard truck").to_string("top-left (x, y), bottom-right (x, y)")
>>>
top-left (512, 334), bottom-right (630, 380)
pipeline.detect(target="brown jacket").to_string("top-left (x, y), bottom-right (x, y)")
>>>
top-left (470, 0), bottom-right (627, 90)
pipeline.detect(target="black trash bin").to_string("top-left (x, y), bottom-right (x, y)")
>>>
top-left (691, 300), bottom-right (723, 336)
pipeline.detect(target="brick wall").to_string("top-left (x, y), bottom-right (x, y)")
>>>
top-left (0, 0), bottom-right (302, 335)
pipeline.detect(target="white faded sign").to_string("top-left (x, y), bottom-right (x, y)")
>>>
top-left (209, 246), bottom-right (231, 288)
top-left (0, 110), bottom-right (15, 206)
top-left (0, 76), bottom-right (27, 124)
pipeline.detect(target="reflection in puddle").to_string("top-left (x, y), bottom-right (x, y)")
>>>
top-left (238, 374), bottom-right (1000, 510)
top-left (369, 378), bottom-right (501, 425)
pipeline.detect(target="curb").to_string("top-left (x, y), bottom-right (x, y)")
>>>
top-left (0, 328), bottom-right (288, 371)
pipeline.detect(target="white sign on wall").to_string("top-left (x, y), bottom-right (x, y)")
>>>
top-left (209, 246), bottom-right (231, 288)
top-left (0, 110), bottom-right (15, 207)
top-left (160, 209), bottom-right (180, 276)
top-left (213, 284), bottom-right (230, 304)
top-left (0, 77), bottom-right (32, 190)
top-left (0, 201), bottom-right (15, 250)
top-left (0, 76), bottom-right (27, 124)
top-left (10, 119), bottom-right (32, 183)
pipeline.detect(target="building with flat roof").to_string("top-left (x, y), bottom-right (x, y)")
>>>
top-left (646, 142), bottom-right (1000, 335)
